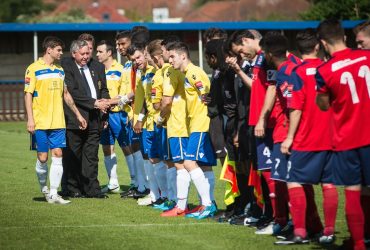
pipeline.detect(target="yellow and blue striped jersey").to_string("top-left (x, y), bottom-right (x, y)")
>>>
top-left (183, 63), bottom-right (210, 133)
top-left (24, 58), bottom-right (66, 130)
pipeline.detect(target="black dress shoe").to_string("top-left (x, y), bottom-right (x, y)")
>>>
top-left (120, 188), bottom-right (137, 198)
top-left (86, 193), bottom-right (109, 199)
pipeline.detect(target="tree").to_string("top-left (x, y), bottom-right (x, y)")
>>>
top-left (301, 0), bottom-right (370, 20)
top-left (0, 0), bottom-right (44, 22)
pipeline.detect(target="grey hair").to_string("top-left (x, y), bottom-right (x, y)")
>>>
top-left (70, 39), bottom-right (88, 53)
top-left (248, 29), bottom-right (263, 40)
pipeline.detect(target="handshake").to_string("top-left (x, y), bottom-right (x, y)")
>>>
top-left (94, 93), bottom-right (135, 113)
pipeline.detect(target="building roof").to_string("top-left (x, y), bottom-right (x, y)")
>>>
top-left (184, 0), bottom-right (310, 22)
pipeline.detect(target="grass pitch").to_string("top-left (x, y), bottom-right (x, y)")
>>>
top-left (0, 122), bottom-right (349, 249)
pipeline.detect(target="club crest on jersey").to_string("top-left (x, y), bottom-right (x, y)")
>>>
top-left (195, 81), bottom-right (204, 91)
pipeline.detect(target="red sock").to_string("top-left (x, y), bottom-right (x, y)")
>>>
top-left (322, 184), bottom-right (338, 236)
top-left (345, 189), bottom-right (365, 249)
top-left (360, 193), bottom-right (370, 238)
top-left (304, 185), bottom-right (323, 234)
top-left (262, 171), bottom-right (276, 217)
top-left (288, 187), bottom-right (306, 238)
top-left (275, 180), bottom-right (288, 226)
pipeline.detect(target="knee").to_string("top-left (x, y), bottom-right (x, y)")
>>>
top-left (37, 153), bottom-right (48, 163)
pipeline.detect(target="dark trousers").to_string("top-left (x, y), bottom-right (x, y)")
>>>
top-left (63, 128), bottom-right (101, 196)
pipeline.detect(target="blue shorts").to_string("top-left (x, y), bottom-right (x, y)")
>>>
top-left (169, 137), bottom-right (188, 162)
top-left (141, 126), bottom-right (163, 159)
top-left (161, 128), bottom-right (170, 161)
top-left (255, 128), bottom-right (274, 170)
top-left (100, 112), bottom-right (130, 147)
top-left (331, 145), bottom-right (370, 186)
top-left (128, 123), bottom-right (140, 145)
top-left (271, 143), bottom-right (289, 182)
top-left (287, 150), bottom-right (333, 184)
top-left (33, 129), bottom-right (66, 152)
top-left (185, 132), bottom-right (217, 166)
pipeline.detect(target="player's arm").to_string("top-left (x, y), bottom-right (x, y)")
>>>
top-left (134, 105), bottom-right (146, 133)
top-left (225, 56), bottom-right (252, 89)
top-left (24, 93), bottom-right (35, 134)
top-left (255, 85), bottom-right (276, 137)
top-left (281, 109), bottom-right (302, 155)
top-left (63, 87), bottom-right (87, 130)
top-left (158, 95), bottom-right (173, 126)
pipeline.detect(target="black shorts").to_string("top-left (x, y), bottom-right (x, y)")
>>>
top-left (209, 115), bottom-right (227, 159)
top-left (238, 120), bottom-right (250, 162)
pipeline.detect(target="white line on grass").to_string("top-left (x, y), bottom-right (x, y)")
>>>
top-left (1, 222), bottom-right (227, 230)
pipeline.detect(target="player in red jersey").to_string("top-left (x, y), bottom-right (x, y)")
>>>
top-left (276, 29), bottom-right (338, 245)
top-left (255, 32), bottom-right (297, 236)
top-left (316, 19), bottom-right (370, 250)
top-left (353, 20), bottom-right (370, 247)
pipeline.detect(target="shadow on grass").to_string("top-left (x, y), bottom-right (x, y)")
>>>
top-left (32, 197), bottom-right (47, 202)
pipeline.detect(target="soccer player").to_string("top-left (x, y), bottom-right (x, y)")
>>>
top-left (115, 30), bottom-right (147, 198)
top-left (96, 40), bottom-right (135, 193)
top-left (127, 43), bottom-right (168, 203)
top-left (228, 30), bottom-right (276, 228)
top-left (146, 39), bottom-right (178, 210)
top-left (161, 42), bottom-right (216, 219)
top-left (315, 19), bottom-right (370, 250)
top-left (353, 21), bottom-right (370, 50)
top-left (256, 32), bottom-right (297, 236)
top-left (353, 20), bottom-right (370, 247)
top-left (275, 29), bottom-right (338, 245)
top-left (25, 36), bottom-right (87, 204)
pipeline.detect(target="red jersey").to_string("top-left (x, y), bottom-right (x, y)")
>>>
top-left (316, 48), bottom-right (370, 151)
top-left (249, 50), bottom-right (277, 127)
top-left (273, 60), bottom-right (297, 143)
top-left (289, 58), bottom-right (331, 151)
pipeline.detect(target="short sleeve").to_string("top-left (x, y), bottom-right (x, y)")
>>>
top-left (163, 67), bottom-right (176, 97)
top-left (24, 65), bottom-right (36, 94)
top-left (288, 71), bottom-right (305, 110)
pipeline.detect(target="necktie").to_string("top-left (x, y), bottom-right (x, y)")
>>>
top-left (80, 67), bottom-right (92, 98)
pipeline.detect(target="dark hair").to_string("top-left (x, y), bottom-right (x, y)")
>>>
top-left (295, 28), bottom-right (319, 55)
top-left (42, 36), bottom-right (65, 52)
top-left (203, 27), bottom-right (227, 42)
top-left (78, 33), bottom-right (95, 47)
top-left (126, 43), bottom-right (146, 56)
top-left (261, 32), bottom-right (288, 59)
top-left (229, 30), bottom-right (255, 45)
top-left (166, 41), bottom-right (190, 58)
top-left (317, 19), bottom-right (345, 45)
top-left (131, 26), bottom-right (150, 46)
top-left (115, 30), bottom-right (131, 41)
top-left (161, 35), bottom-right (181, 47)
top-left (353, 20), bottom-right (370, 36)
top-left (97, 40), bottom-right (115, 55)
top-left (205, 39), bottom-right (228, 72)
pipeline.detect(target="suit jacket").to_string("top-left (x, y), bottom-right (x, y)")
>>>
top-left (61, 57), bottom-right (110, 130)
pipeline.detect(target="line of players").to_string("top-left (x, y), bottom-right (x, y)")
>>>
top-left (93, 20), bottom-right (370, 248)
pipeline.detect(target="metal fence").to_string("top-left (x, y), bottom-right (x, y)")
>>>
top-left (0, 81), bottom-right (25, 121)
